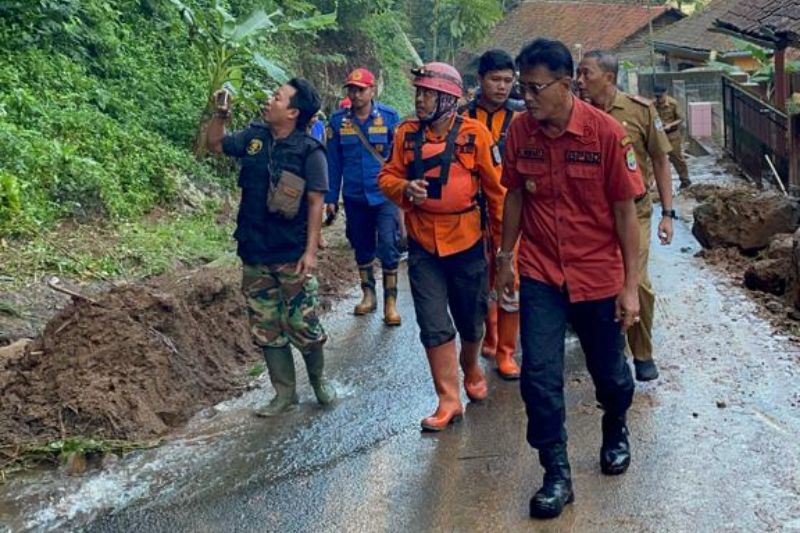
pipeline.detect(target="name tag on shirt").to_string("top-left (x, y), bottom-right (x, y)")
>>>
top-left (368, 126), bottom-right (388, 134)
top-left (566, 150), bottom-right (601, 164)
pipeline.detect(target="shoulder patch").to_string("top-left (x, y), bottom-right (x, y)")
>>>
top-left (626, 147), bottom-right (637, 171)
top-left (246, 138), bottom-right (263, 155)
top-left (629, 94), bottom-right (652, 107)
top-left (620, 135), bottom-right (633, 147)
top-left (326, 125), bottom-right (333, 140)
top-left (654, 116), bottom-right (664, 132)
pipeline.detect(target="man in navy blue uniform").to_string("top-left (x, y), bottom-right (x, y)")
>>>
top-left (326, 68), bottom-right (403, 326)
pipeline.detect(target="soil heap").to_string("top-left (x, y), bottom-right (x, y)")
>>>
top-left (0, 266), bottom-right (261, 448)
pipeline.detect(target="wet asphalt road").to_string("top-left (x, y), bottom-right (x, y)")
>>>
top-left (3, 158), bottom-right (800, 532)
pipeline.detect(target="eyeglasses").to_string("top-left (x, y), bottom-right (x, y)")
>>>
top-left (519, 78), bottom-right (564, 96)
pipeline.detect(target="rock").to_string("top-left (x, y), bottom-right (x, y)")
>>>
top-left (0, 338), bottom-right (32, 362)
top-left (716, 400), bottom-right (727, 409)
top-left (692, 190), bottom-right (800, 253)
top-left (765, 299), bottom-right (785, 313)
top-left (63, 451), bottom-right (88, 476)
top-left (785, 228), bottom-right (800, 310)
top-left (682, 183), bottom-right (727, 202)
top-left (100, 452), bottom-right (120, 470)
top-left (745, 258), bottom-right (789, 295)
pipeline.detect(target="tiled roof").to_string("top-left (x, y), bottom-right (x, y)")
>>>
top-left (712, 0), bottom-right (800, 48)
top-left (472, 1), bottom-right (680, 57)
top-left (652, 0), bottom-right (743, 55)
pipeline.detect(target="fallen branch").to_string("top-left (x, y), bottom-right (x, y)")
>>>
top-left (46, 276), bottom-right (100, 306)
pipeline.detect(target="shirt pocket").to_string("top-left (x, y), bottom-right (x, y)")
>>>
top-left (340, 132), bottom-right (359, 145)
top-left (367, 131), bottom-right (389, 145)
top-left (566, 164), bottom-right (604, 205)
top-left (516, 159), bottom-right (551, 199)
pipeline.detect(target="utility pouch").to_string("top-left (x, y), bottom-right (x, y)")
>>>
top-left (267, 169), bottom-right (305, 219)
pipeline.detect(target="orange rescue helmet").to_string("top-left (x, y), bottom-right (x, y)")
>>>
top-left (411, 62), bottom-right (463, 99)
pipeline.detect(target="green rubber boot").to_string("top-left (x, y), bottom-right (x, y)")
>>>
top-left (303, 345), bottom-right (336, 406)
top-left (254, 346), bottom-right (299, 417)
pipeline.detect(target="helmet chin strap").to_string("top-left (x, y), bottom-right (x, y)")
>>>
top-left (419, 93), bottom-right (457, 125)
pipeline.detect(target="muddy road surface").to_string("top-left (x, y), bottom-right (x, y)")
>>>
top-left (2, 155), bottom-right (800, 532)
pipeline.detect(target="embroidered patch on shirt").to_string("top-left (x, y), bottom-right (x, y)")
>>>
top-left (518, 147), bottom-right (545, 160)
top-left (654, 117), bottom-right (664, 131)
top-left (247, 139), bottom-right (263, 155)
top-left (566, 150), bottom-right (601, 164)
top-left (620, 135), bottom-right (633, 147)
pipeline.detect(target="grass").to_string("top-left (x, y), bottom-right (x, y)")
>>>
top-left (0, 299), bottom-right (21, 317)
top-left (248, 362), bottom-right (266, 378)
top-left (0, 204), bottom-right (236, 286)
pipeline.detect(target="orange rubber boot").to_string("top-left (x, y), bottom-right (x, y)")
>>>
top-left (482, 302), bottom-right (498, 358)
top-left (460, 340), bottom-right (489, 401)
top-left (421, 340), bottom-right (464, 431)
top-left (495, 309), bottom-right (521, 380)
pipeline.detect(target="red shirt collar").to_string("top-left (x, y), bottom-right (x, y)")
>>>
top-left (525, 96), bottom-right (589, 139)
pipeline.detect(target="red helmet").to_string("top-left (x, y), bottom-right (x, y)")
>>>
top-left (411, 62), bottom-right (463, 98)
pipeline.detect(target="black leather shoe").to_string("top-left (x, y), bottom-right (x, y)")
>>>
top-left (530, 444), bottom-right (574, 519)
top-left (634, 359), bottom-right (659, 382)
top-left (600, 414), bottom-right (631, 475)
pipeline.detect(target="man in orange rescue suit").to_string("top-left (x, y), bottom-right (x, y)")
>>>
top-left (379, 62), bottom-right (506, 432)
top-left (460, 49), bottom-right (524, 380)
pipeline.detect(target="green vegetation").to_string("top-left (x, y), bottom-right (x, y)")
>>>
top-left (2, 207), bottom-right (235, 283)
top-left (248, 362), bottom-right (266, 377)
top-left (0, 0), bottom-right (506, 280)
top-left (1, 437), bottom-right (161, 480)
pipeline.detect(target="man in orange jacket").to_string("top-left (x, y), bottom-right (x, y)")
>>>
top-left (379, 62), bottom-right (506, 432)
top-left (460, 49), bottom-right (523, 380)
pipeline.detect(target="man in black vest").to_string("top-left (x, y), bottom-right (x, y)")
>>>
top-left (208, 78), bottom-right (335, 416)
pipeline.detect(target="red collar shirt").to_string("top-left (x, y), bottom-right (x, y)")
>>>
top-left (501, 97), bottom-right (645, 302)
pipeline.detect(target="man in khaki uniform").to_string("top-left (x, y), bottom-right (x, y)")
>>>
top-left (577, 50), bottom-right (675, 381)
top-left (655, 85), bottom-right (691, 189)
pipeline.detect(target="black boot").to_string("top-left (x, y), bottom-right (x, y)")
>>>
top-left (600, 413), bottom-right (631, 475)
top-left (530, 443), bottom-right (574, 519)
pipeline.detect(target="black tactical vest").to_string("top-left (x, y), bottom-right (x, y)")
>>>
top-left (234, 124), bottom-right (325, 265)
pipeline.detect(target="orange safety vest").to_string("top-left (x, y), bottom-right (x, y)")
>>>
top-left (403, 115), bottom-right (480, 216)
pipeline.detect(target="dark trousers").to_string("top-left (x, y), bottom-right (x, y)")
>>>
top-left (407, 238), bottom-right (488, 348)
top-left (343, 198), bottom-right (400, 270)
top-left (519, 277), bottom-right (634, 449)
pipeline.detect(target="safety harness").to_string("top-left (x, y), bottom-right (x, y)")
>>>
top-left (404, 115), bottom-right (485, 225)
top-left (466, 99), bottom-right (514, 155)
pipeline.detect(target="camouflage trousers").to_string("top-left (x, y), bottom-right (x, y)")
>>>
top-left (241, 263), bottom-right (327, 351)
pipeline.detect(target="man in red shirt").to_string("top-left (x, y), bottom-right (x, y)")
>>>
top-left (496, 39), bottom-right (642, 519)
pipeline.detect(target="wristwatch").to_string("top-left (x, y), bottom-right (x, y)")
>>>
top-left (661, 208), bottom-right (677, 219)
top-left (496, 249), bottom-right (514, 262)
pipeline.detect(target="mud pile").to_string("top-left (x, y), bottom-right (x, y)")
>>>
top-left (692, 188), bottom-right (800, 253)
top-left (0, 267), bottom-right (262, 447)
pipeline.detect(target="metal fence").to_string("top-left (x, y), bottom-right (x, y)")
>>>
top-left (722, 75), bottom-right (789, 188)
top-left (638, 70), bottom-right (724, 141)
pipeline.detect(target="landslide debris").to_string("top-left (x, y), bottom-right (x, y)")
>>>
top-left (0, 266), bottom-right (259, 448)
top-left (692, 188), bottom-right (800, 254)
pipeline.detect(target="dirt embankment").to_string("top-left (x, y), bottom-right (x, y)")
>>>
top-left (0, 240), bottom-right (355, 449)
top-left (689, 184), bottom-right (800, 333)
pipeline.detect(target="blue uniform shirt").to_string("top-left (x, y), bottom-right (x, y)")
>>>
top-left (325, 101), bottom-right (400, 206)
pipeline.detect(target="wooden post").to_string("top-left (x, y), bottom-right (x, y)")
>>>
top-left (790, 114), bottom-right (800, 196)
top-left (775, 46), bottom-right (787, 110)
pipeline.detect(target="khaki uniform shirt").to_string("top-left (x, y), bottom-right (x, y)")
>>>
top-left (607, 90), bottom-right (672, 190)
top-left (655, 94), bottom-right (683, 139)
